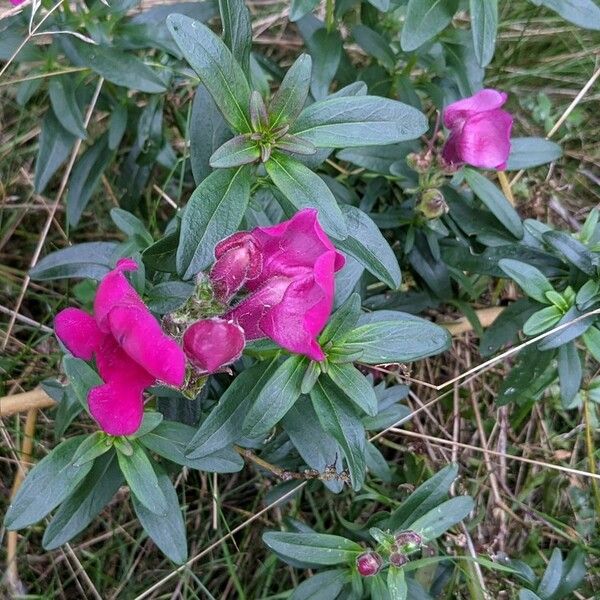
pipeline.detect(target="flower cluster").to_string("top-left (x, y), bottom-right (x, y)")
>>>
top-left (55, 210), bottom-right (343, 436)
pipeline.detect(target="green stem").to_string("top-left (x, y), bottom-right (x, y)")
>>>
top-left (325, 0), bottom-right (335, 33)
top-left (583, 398), bottom-right (600, 515)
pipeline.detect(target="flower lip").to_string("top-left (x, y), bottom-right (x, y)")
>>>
top-left (54, 258), bottom-right (186, 436)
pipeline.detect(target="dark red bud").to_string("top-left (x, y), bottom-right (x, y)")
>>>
top-left (389, 552), bottom-right (409, 567)
top-left (356, 551), bottom-right (383, 577)
top-left (394, 531), bottom-right (422, 547)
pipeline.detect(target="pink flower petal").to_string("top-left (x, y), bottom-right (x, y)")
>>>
top-left (54, 307), bottom-right (105, 360)
top-left (183, 318), bottom-right (246, 374)
top-left (443, 89), bottom-right (508, 129)
top-left (88, 381), bottom-right (145, 436)
top-left (107, 306), bottom-right (186, 386)
top-left (453, 109), bottom-right (513, 170)
top-left (248, 209), bottom-right (345, 288)
top-left (211, 232), bottom-right (263, 301)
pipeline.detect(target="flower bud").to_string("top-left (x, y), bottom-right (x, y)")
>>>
top-left (406, 151), bottom-right (433, 173)
top-left (183, 318), bottom-right (245, 374)
top-left (210, 232), bottom-right (263, 302)
top-left (356, 551), bottom-right (383, 577)
top-left (389, 552), bottom-right (409, 567)
top-left (417, 189), bottom-right (448, 220)
top-left (394, 531), bottom-right (422, 548)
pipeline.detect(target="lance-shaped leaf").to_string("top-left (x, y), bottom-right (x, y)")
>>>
top-left (506, 137), bottom-right (562, 170)
top-left (219, 0), bottom-right (252, 75)
top-left (337, 311), bottom-right (451, 364)
top-left (48, 77), bottom-right (87, 139)
top-left (263, 532), bottom-right (362, 565)
top-left (43, 452), bottom-right (123, 549)
top-left (531, 0), bottom-right (600, 30)
top-left (132, 464), bottom-right (188, 564)
top-left (5, 436), bottom-right (93, 530)
top-left (276, 135), bottom-right (316, 156)
top-left (167, 14), bottom-right (252, 132)
top-left (335, 204), bottom-right (401, 289)
top-left (269, 53), bottom-right (312, 128)
top-left (177, 165), bottom-right (252, 279)
top-left (209, 135), bottom-right (260, 168)
top-left (401, 0), bottom-right (459, 51)
top-left (242, 355), bottom-right (306, 438)
top-left (265, 151), bottom-right (348, 240)
top-left (498, 259), bottom-right (554, 304)
top-left (291, 96), bottom-right (428, 147)
top-left (470, 0), bottom-right (498, 67)
top-left (326, 363), bottom-right (377, 416)
top-left (310, 377), bottom-right (366, 490)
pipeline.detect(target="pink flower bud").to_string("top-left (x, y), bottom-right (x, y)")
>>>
top-left (394, 531), bottom-right (422, 548)
top-left (389, 552), bottom-right (409, 567)
top-left (183, 318), bottom-right (246, 374)
top-left (442, 89), bottom-right (513, 171)
top-left (210, 232), bottom-right (262, 302)
top-left (356, 551), bottom-right (383, 577)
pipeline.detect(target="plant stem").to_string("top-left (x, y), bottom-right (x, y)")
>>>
top-left (583, 398), bottom-right (600, 515)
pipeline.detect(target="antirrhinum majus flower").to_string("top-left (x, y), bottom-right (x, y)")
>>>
top-left (54, 258), bottom-right (186, 436)
top-left (442, 89), bottom-right (513, 171)
top-left (356, 551), bottom-right (383, 577)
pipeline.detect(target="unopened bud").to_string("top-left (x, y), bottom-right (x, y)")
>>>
top-left (356, 551), bottom-right (383, 577)
top-left (183, 318), bottom-right (245, 374)
top-left (417, 189), bottom-right (448, 219)
top-left (389, 552), bottom-right (409, 567)
top-left (394, 530), bottom-right (422, 548)
top-left (406, 151), bottom-right (433, 173)
top-left (210, 232), bottom-right (263, 302)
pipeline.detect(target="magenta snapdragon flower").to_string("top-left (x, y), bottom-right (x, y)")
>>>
top-left (54, 258), bottom-right (186, 436)
top-left (184, 209), bottom-right (345, 367)
top-left (442, 89), bottom-right (513, 171)
top-left (9, 0), bottom-right (25, 6)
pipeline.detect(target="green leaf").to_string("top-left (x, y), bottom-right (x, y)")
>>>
top-left (265, 151), bottom-right (348, 240)
top-left (308, 28), bottom-right (342, 99)
top-left (167, 14), bottom-right (252, 132)
top-left (519, 591), bottom-right (543, 600)
top-left (326, 363), bottom-right (378, 417)
top-left (43, 452), bottom-right (123, 550)
top-left (289, 569), bottom-right (347, 600)
top-left (558, 342), bottom-right (582, 408)
top-left (353, 25), bottom-right (396, 70)
top-left (62, 38), bottom-right (166, 93)
top-left (186, 360), bottom-right (280, 458)
top-left (289, 0), bottom-right (320, 22)
top-left (132, 464), bottom-right (188, 564)
top-left (209, 135), bottom-right (260, 167)
top-left (401, 0), bottom-right (459, 51)
top-left (263, 532), bottom-right (362, 565)
top-left (111, 208), bottom-right (154, 245)
top-left (523, 305), bottom-right (562, 336)
top-left (116, 442), bottom-right (169, 516)
top-left (48, 78), bottom-right (87, 139)
top-left (583, 326), bottom-right (600, 362)
top-left (108, 103), bottom-right (127, 150)
top-left (189, 83), bottom-right (231, 184)
top-left (498, 259), bottom-right (554, 304)
top-left (30, 242), bottom-right (119, 281)
top-left (387, 464), bottom-right (458, 531)
top-left (131, 412), bottom-right (164, 438)
top-left (276, 134), bottom-right (316, 156)
top-left (338, 312), bottom-right (451, 364)
top-left (388, 568), bottom-right (408, 600)
top-left (269, 53), bottom-right (312, 128)
top-left (176, 165), bottom-right (252, 279)
top-left (5, 436), bottom-right (93, 530)
top-left (142, 230), bottom-right (179, 273)
top-left (537, 547), bottom-right (562, 598)
top-left (291, 96), bottom-right (428, 148)
top-left (67, 134), bottom-right (114, 227)
top-left (463, 169), bottom-right (524, 238)
top-left (538, 306), bottom-right (595, 350)
top-left (310, 377), bottom-right (366, 490)
top-left (497, 346), bottom-right (555, 405)
top-left (34, 112), bottom-right (75, 193)
top-left (140, 421), bottom-right (244, 472)
top-left (409, 496), bottom-right (474, 541)
top-left (219, 0), bottom-right (252, 76)
top-left (469, 0), bottom-right (497, 67)
top-left (531, 0), bottom-right (600, 30)
top-left (242, 355), bottom-right (306, 438)
top-left (543, 231), bottom-right (596, 275)
top-left (335, 205), bottom-right (401, 289)
top-left (62, 356), bottom-right (102, 410)
top-left (506, 137), bottom-right (562, 170)
top-left (72, 432), bottom-right (112, 467)
top-left (320, 293), bottom-right (361, 344)
top-left (146, 281), bottom-right (194, 314)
